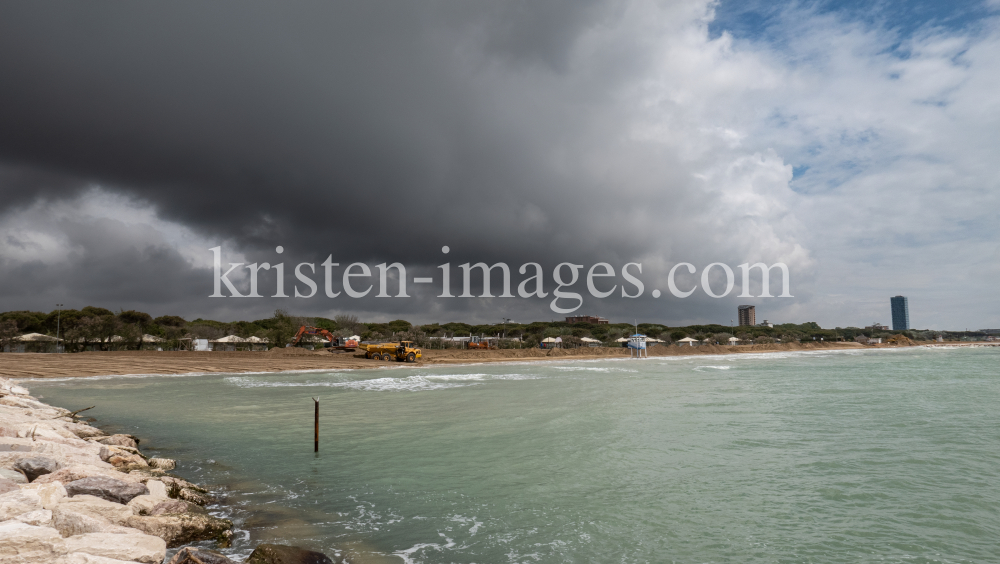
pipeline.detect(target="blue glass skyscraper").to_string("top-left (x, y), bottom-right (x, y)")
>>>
top-left (891, 296), bottom-right (909, 330)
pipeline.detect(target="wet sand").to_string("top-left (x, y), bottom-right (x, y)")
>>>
top-left (0, 341), bottom-right (891, 379)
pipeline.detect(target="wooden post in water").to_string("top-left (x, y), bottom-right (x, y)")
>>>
top-left (312, 397), bottom-right (319, 452)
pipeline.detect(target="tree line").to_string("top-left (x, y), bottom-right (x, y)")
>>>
top-left (2, 306), bottom-right (964, 352)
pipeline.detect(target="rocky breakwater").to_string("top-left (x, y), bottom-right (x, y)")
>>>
top-left (0, 376), bottom-right (234, 564)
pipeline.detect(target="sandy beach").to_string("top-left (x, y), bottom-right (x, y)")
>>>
top-left (0, 341), bottom-right (928, 379)
top-left (4, 341), bottom-right (989, 380)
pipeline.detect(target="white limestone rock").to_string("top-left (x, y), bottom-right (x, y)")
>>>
top-left (55, 495), bottom-right (132, 525)
top-left (64, 531), bottom-right (166, 564)
top-left (0, 521), bottom-right (68, 563)
top-left (145, 480), bottom-right (167, 499)
top-left (59, 553), bottom-right (145, 564)
top-left (0, 488), bottom-right (42, 521)
top-left (24, 480), bottom-right (68, 509)
top-left (13, 509), bottom-right (53, 526)
top-left (52, 506), bottom-right (135, 537)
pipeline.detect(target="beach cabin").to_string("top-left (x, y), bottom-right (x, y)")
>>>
top-left (677, 337), bottom-right (698, 346)
top-left (580, 337), bottom-right (602, 347)
top-left (728, 337), bottom-right (741, 346)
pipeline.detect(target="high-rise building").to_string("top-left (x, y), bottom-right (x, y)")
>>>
top-left (890, 296), bottom-right (909, 330)
top-left (737, 305), bottom-right (755, 327)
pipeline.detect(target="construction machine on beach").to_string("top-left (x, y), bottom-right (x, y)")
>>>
top-left (290, 326), bottom-right (358, 351)
top-left (363, 340), bottom-right (422, 362)
top-left (466, 335), bottom-right (496, 350)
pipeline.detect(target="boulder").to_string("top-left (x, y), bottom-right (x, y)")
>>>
top-left (127, 494), bottom-right (202, 517)
top-left (125, 495), bottom-right (160, 516)
top-left (99, 445), bottom-right (144, 459)
top-left (0, 477), bottom-right (20, 495)
top-left (13, 508), bottom-right (53, 526)
top-left (125, 512), bottom-right (233, 548)
top-left (94, 435), bottom-right (139, 449)
top-left (157, 476), bottom-right (201, 494)
top-left (145, 480), bottom-right (168, 499)
top-left (176, 488), bottom-right (211, 506)
top-left (149, 500), bottom-right (204, 517)
top-left (35, 465), bottom-right (135, 486)
top-left (0, 468), bottom-right (28, 484)
top-left (51, 504), bottom-right (135, 537)
top-left (157, 476), bottom-right (212, 506)
top-left (0, 439), bottom-right (33, 453)
top-left (107, 453), bottom-right (149, 470)
top-left (245, 544), bottom-right (335, 564)
top-left (59, 553), bottom-right (144, 564)
top-left (0, 521), bottom-right (67, 563)
top-left (65, 424), bottom-right (107, 440)
top-left (148, 458), bottom-right (176, 471)
top-left (0, 488), bottom-right (42, 521)
top-left (63, 531), bottom-right (166, 564)
top-left (66, 476), bottom-right (148, 504)
top-left (24, 481), bottom-right (68, 509)
top-left (167, 546), bottom-right (237, 564)
top-left (13, 456), bottom-right (60, 481)
top-left (55, 495), bottom-right (133, 525)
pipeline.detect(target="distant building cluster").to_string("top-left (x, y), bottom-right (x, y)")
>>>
top-left (565, 315), bottom-right (609, 325)
top-left (737, 305), bottom-right (755, 327)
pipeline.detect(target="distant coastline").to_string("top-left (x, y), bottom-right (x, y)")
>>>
top-left (3, 341), bottom-right (993, 380)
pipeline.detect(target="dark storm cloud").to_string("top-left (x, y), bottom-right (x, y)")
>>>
top-left (0, 1), bottom-right (809, 324)
top-left (0, 1), bottom-right (619, 257)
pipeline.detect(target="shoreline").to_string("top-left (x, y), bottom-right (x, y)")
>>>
top-left (0, 377), bottom-right (337, 564)
top-left (0, 376), bottom-right (234, 563)
top-left (1, 341), bottom-right (992, 380)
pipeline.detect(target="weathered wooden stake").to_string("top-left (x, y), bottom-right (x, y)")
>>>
top-left (312, 397), bottom-right (319, 452)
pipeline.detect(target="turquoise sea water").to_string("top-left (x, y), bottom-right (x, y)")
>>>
top-left (24, 346), bottom-right (1000, 563)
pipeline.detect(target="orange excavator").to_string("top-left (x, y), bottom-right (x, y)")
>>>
top-left (290, 326), bottom-right (358, 351)
top-left (466, 335), bottom-right (496, 350)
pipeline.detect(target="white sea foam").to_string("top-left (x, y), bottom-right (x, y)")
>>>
top-left (550, 366), bottom-right (637, 373)
top-left (693, 365), bottom-right (732, 371)
top-left (394, 533), bottom-right (456, 564)
top-left (449, 514), bottom-right (484, 536)
top-left (223, 371), bottom-right (538, 392)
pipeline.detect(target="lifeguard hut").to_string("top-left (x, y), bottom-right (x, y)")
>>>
top-left (627, 334), bottom-right (647, 358)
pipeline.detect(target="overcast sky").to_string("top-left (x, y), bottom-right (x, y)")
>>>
top-left (0, 0), bottom-right (997, 330)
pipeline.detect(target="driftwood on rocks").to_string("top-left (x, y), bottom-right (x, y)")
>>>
top-left (65, 476), bottom-right (149, 504)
